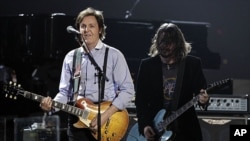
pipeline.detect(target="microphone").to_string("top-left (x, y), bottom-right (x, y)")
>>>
top-left (66, 26), bottom-right (81, 35)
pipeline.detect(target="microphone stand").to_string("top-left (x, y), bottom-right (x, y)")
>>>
top-left (125, 0), bottom-right (140, 19)
top-left (74, 35), bottom-right (109, 141)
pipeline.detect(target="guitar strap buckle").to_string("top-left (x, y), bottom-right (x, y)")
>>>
top-left (73, 70), bottom-right (81, 79)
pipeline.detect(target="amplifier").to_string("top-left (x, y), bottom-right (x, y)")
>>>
top-left (127, 95), bottom-right (249, 115)
top-left (195, 94), bottom-right (249, 115)
top-left (198, 115), bottom-right (248, 141)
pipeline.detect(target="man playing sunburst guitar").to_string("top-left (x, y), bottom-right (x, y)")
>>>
top-left (40, 7), bottom-right (135, 141)
top-left (135, 23), bottom-right (209, 141)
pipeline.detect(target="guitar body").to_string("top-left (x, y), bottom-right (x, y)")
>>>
top-left (126, 123), bottom-right (146, 141)
top-left (73, 98), bottom-right (129, 141)
top-left (2, 81), bottom-right (130, 141)
top-left (126, 109), bottom-right (172, 141)
top-left (126, 78), bottom-right (231, 141)
top-left (154, 109), bottom-right (173, 141)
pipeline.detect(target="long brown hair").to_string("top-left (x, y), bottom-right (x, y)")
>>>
top-left (148, 23), bottom-right (191, 62)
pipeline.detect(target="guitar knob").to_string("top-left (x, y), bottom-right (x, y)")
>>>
top-left (105, 130), bottom-right (108, 134)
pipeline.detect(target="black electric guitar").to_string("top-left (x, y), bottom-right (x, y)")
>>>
top-left (126, 78), bottom-right (231, 141)
top-left (2, 82), bottom-right (129, 141)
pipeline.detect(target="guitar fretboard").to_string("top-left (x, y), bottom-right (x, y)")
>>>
top-left (21, 90), bottom-right (90, 119)
top-left (156, 79), bottom-right (230, 132)
top-left (157, 95), bottom-right (198, 132)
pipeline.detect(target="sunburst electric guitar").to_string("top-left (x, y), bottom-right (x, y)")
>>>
top-left (2, 82), bottom-right (129, 141)
top-left (126, 78), bottom-right (231, 141)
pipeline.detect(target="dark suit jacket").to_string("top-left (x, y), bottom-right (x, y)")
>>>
top-left (135, 55), bottom-right (207, 141)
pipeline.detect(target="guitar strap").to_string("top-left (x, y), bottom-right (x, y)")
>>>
top-left (101, 46), bottom-right (109, 100)
top-left (171, 57), bottom-right (186, 111)
top-left (71, 47), bottom-right (82, 105)
top-left (71, 46), bottom-right (109, 103)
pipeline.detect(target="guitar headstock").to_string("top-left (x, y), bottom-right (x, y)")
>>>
top-left (2, 81), bottom-right (22, 100)
top-left (207, 78), bottom-right (232, 92)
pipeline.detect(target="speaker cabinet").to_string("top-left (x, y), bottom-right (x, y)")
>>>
top-left (198, 115), bottom-right (248, 141)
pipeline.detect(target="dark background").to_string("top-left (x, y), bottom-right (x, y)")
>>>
top-left (1, 0), bottom-right (250, 86)
top-left (0, 0), bottom-right (250, 140)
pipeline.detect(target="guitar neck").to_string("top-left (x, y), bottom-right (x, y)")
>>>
top-left (161, 83), bottom-right (217, 128)
top-left (21, 90), bottom-right (89, 119)
top-left (162, 95), bottom-right (199, 127)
